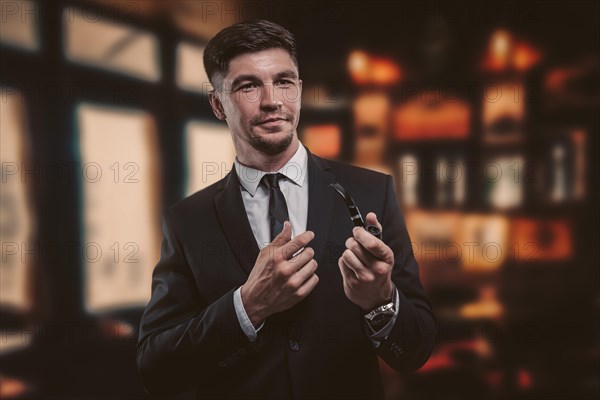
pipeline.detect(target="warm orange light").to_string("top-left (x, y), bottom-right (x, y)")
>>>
top-left (418, 351), bottom-right (453, 373)
top-left (353, 92), bottom-right (390, 133)
top-left (487, 30), bottom-right (512, 71)
top-left (418, 339), bottom-right (492, 374)
top-left (370, 57), bottom-right (402, 85)
top-left (393, 93), bottom-right (470, 141)
top-left (348, 50), bottom-right (401, 85)
top-left (514, 42), bottom-right (541, 71)
top-left (348, 50), bottom-right (370, 84)
top-left (0, 376), bottom-right (28, 398)
top-left (461, 214), bottom-right (509, 271)
top-left (460, 287), bottom-right (503, 319)
top-left (482, 82), bottom-right (525, 144)
top-left (301, 124), bottom-right (341, 159)
top-left (511, 218), bottom-right (572, 261)
top-left (483, 30), bottom-right (542, 73)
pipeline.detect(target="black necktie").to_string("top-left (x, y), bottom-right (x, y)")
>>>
top-left (262, 173), bottom-right (290, 241)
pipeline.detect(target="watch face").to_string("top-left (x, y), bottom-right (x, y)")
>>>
top-left (371, 312), bottom-right (393, 325)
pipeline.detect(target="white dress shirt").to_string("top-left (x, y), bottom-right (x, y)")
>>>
top-left (231, 143), bottom-right (398, 347)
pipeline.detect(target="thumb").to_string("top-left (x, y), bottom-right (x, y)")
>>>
top-left (365, 212), bottom-right (382, 231)
top-left (270, 221), bottom-right (292, 247)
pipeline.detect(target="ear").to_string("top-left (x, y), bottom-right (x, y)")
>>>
top-left (208, 91), bottom-right (226, 120)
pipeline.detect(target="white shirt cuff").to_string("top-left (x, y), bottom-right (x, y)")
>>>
top-left (233, 287), bottom-right (264, 342)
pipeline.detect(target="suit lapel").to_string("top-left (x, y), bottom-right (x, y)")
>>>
top-left (305, 148), bottom-right (337, 264)
top-left (214, 167), bottom-right (260, 275)
top-left (214, 147), bottom-right (338, 276)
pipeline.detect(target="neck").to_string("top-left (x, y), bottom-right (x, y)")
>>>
top-left (237, 138), bottom-right (300, 172)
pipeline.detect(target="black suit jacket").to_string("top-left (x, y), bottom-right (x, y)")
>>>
top-left (137, 147), bottom-right (436, 399)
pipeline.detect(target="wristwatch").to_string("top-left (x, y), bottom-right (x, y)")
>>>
top-left (364, 298), bottom-right (396, 330)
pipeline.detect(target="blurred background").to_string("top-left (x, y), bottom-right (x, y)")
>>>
top-left (1, 0), bottom-right (598, 398)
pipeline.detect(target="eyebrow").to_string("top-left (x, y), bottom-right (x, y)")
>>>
top-left (230, 69), bottom-right (299, 90)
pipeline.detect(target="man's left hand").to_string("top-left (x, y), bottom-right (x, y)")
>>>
top-left (338, 212), bottom-right (394, 311)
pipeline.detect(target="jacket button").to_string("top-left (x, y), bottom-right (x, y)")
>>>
top-left (289, 340), bottom-right (300, 352)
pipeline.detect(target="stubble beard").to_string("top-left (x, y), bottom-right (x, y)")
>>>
top-left (249, 128), bottom-right (295, 156)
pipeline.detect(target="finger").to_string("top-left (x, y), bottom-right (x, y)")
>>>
top-left (338, 257), bottom-right (359, 285)
top-left (365, 212), bottom-right (382, 231)
top-left (345, 237), bottom-right (379, 269)
top-left (288, 259), bottom-right (318, 288)
top-left (352, 226), bottom-right (393, 264)
top-left (280, 230), bottom-right (315, 260)
top-left (296, 273), bottom-right (319, 298)
top-left (287, 246), bottom-right (315, 269)
top-left (341, 248), bottom-right (375, 282)
top-left (270, 221), bottom-right (293, 247)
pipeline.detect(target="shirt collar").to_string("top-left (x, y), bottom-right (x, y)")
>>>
top-left (234, 142), bottom-right (308, 197)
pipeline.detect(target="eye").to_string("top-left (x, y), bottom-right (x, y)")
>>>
top-left (275, 79), bottom-right (293, 88)
top-left (238, 83), bottom-right (258, 92)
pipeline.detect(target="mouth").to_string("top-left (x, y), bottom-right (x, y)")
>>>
top-left (256, 117), bottom-right (288, 128)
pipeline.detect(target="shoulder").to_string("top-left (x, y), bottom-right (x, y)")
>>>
top-left (310, 154), bottom-right (395, 220)
top-left (164, 176), bottom-right (227, 220)
top-left (311, 153), bottom-right (391, 189)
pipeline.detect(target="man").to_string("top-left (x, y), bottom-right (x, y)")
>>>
top-left (137, 20), bottom-right (436, 399)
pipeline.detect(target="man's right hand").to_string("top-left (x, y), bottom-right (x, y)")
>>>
top-left (240, 221), bottom-right (319, 328)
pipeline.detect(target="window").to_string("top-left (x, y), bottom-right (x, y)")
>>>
top-left (0, 0), bottom-right (39, 51)
top-left (185, 120), bottom-right (234, 195)
top-left (63, 6), bottom-right (160, 82)
top-left (176, 42), bottom-right (211, 93)
top-left (0, 87), bottom-right (35, 313)
top-left (78, 103), bottom-right (161, 312)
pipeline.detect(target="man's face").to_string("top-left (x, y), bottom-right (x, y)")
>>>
top-left (209, 48), bottom-right (302, 159)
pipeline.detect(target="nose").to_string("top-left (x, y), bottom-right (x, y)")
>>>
top-left (259, 83), bottom-right (281, 111)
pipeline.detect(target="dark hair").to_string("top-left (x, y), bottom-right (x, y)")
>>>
top-left (203, 20), bottom-right (298, 90)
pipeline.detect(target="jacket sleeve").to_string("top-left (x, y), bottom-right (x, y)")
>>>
top-left (136, 209), bottom-right (261, 397)
top-left (375, 175), bottom-right (437, 371)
